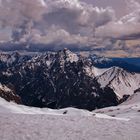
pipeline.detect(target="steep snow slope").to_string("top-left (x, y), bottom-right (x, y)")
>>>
top-left (93, 67), bottom-right (109, 76)
top-left (97, 67), bottom-right (140, 99)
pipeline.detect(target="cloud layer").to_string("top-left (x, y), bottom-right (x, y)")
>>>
top-left (95, 0), bottom-right (140, 40)
top-left (0, 0), bottom-right (115, 42)
top-left (0, 0), bottom-right (139, 54)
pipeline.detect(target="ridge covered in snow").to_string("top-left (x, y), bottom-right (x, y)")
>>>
top-left (96, 67), bottom-right (140, 99)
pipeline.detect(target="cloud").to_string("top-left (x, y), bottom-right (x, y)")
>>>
top-left (0, 0), bottom-right (139, 55)
top-left (0, 0), bottom-right (47, 42)
top-left (0, 0), bottom-right (115, 44)
top-left (31, 0), bottom-right (115, 51)
top-left (95, 20), bottom-right (140, 40)
top-left (95, 0), bottom-right (140, 40)
top-left (43, 0), bottom-right (115, 34)
top-left (125, 0), bottom-right (140, 12)
top-left (0, 0), bottom-right (46, 26)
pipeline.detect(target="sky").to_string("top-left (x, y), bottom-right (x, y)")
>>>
top-left (82, 0), bottom-right (128, 17)
top-left (0, 0), bottom-right (139, 56)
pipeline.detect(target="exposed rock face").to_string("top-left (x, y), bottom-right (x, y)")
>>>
top-left (0, 49), bottom-right (139, 111)
top-left (0, 84), bottom-right (21, 104)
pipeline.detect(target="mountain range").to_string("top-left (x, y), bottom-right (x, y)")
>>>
top-left (0, 49), bottom-right (139, 111)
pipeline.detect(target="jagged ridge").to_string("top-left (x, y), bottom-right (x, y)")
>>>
top-left (0, 49), bottom-right (139, 110)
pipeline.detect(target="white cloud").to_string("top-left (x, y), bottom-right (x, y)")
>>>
top-left (95, 0), bottom-right (140, 40)
top-left (0, 0), bottom-right (139, 53)
top-left (95, 21), bottom-right (140, 40)
top-left (0, 0), bottom-right (115, 43)
top-left (43, 0), bottom-right (115, 34)
top-left (0, 0), bottom-right (46, 27)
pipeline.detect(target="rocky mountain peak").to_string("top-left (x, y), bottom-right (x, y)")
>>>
top-left (56, 48), bottom-right (78, 62)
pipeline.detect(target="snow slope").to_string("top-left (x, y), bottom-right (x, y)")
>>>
top-left (0, 102), bottom-right (140, 140)
top-left (0, 97), bottom-right (92, 116)
top-left (93, 67), bottom-right (108, 77)
top-left (0, 97), bottom-right (126, 119)
top-left (122, 89), bottom-right (140, 105)
top-left (1, 114), bottom-right (140, 140)
top-left (94, 90), bottom-right (140, 119)
top-left (0, 97), bottom-right (130, 121)
top-left (0, 97), bottom-right (140, 140)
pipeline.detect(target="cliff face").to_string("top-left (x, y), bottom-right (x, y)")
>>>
top-left (0, 84), bottom-right (21, 104)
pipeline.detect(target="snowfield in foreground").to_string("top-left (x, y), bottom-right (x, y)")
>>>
top-left (0, 114), bottom-right (140, 140)
top-left (0, 97), bottom-right (140, 140)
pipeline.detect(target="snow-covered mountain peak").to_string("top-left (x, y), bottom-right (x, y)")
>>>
top-left (56, 48), bottom-right (79, 63)
top-left (106, 66), bottom-right (128, 76)
top-left (98, 66), bottom-right (131, 82)
top-left (97, 66), bottom-right (140, 99)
